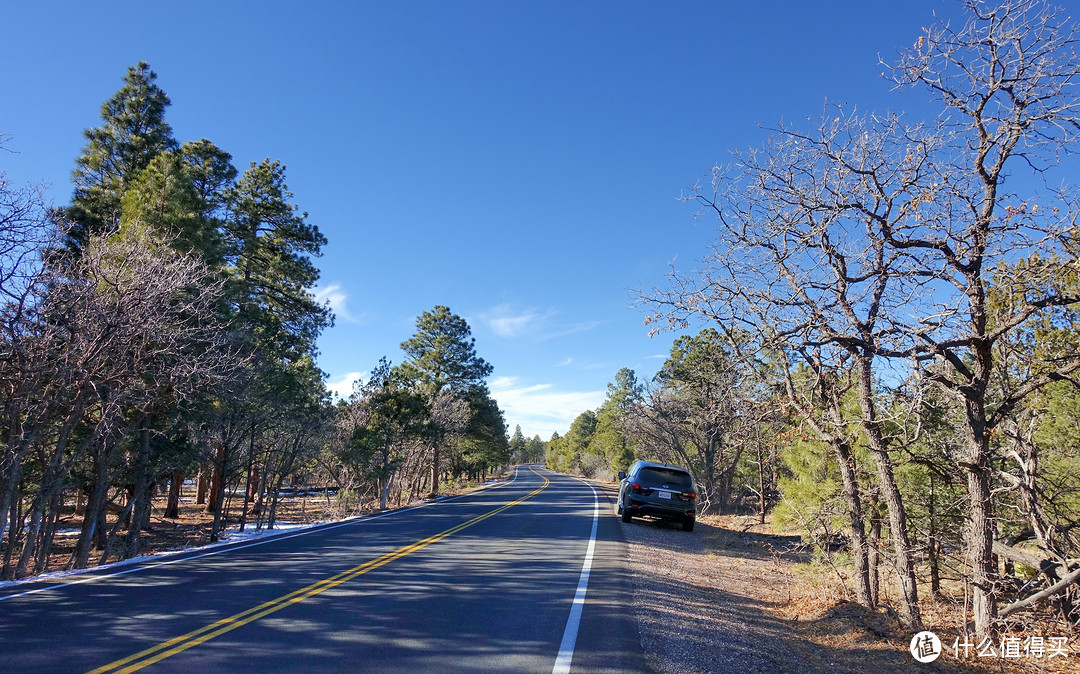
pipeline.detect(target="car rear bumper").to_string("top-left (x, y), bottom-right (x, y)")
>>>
top-left (626, 497), bottom-right (695, 521)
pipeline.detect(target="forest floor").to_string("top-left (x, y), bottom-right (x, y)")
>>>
top-left (35, 477), bottom-right (502, 576)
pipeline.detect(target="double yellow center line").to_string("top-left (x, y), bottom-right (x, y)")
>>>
top-left (89, 469), bottom-right (550, 674)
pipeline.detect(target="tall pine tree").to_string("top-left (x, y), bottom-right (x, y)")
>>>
top-left (67, 62), bottom-right (177, 250)
top-left (225, 158), bottom-right (330, 362)
top-left (395, 306), bottom-right (493, 492)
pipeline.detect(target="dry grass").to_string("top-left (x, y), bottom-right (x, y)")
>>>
top-left (705, 514), bottom-right (1078, 673)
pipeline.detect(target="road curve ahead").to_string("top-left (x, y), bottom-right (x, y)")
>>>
top-left (0, 465), bottom-right (644, 673)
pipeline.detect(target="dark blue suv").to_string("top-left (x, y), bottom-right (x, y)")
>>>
top-left (617, 460), bottom-right (697, 532)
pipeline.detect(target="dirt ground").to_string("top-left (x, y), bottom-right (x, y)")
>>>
top-left (36, 478), bottom-right (498, 575)
top-left (625, 509), bottom-right (1078, 674)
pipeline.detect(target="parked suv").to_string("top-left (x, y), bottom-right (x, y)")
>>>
top-left (617, 460), bottom-right (697, 532)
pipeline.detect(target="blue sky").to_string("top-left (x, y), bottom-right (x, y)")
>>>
top-left (2, 1), bottom-right (983, 439)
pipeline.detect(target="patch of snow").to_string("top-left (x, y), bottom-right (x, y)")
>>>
top-left (0, 517), bottom-right (357, 591)
top-left (0, 476), bottom-right (510, 596)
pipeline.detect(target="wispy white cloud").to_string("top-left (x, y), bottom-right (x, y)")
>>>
top-left (481, 304), bottom-right (556, 338)
top-left (489, 376), bottom-right (605, 439)
top-left (314, 283), bottom-right (360, 323)
top-left (479, 303), bottom-right (600, 342)
top-left (555, 357), bottom-right (573, 367)
top-left (582, 362), bottom-right (615, 371)
top-left (490, 375), bottom-right (518, 390)
top-left (325, 371), bottom-right (363, 399)
top-left (536, 320), bottom-right (601, 341)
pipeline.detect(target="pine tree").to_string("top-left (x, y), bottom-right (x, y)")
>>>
top-left (396, 306), bottom-right (492, 395)
top-left (395, 306), bottom-right (493, 492)
top-left (67, 62), bottom-right (177, 249)
top-left (225, 158), bottom-right (330, 361)
top-left (203, 159), bottom-right (330, 537)
top-left (180, 139), bottom-right (237, 222)
top-left (509, 425), bottom-right (527, 463)
top-left (120, 152), bottom-right (220, 261)
top-left (589, 368), bottom-right (639, 473)
top-left (458, 388), bottom-right (508, 478)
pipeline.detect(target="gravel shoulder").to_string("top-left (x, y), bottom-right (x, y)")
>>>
top-left (590, 480), bottom-right (925, 674)
top-left (620, 510), bottom-right (841, 673)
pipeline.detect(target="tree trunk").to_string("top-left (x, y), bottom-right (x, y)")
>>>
top-left (126, 420), bottom-right (152, 559)
top-left (92, 491), bottom-right (108, 551)
top-left (1, 492), bottom-right (21, 580)
top-left (832, 438), bottom-right (875, 609)
top-left (430, 444), bottom-right (440, 496)
top-left (380, 446), bottom-right (393, 510)
top-left (855, 354), bottom-right (921, 628)
top-left (73, 462), bottom-right (112, 567)
top-left (121, 485), bottom-right (135, 528)
top-left (75, 487), bottom-right (87, 516)
top-left (380, 471), bottom-right (395, 511)
top-left (196, 462), bottom-right (209, 505)
top-left (967, 445), bottom-right (997, 640)
top-left (239, 430), bottom-right (256, 533)
top-left (268, 476), bottom-right (284, 529)
top-left (98, 498), bottom-right (135, 566)
top-left (249, 466), bottom-right (261, 506)
top-left (757, 444), bottom-right (767, 525)
top-left (13, 504), bottom-right (43, 579)
top-left (0, 461), bottom-right (24, 578)
top-left (210, 480), bottom-right (227, 542)
top-left (207, 443), bottom-right (225, 514)
top-left (164, 468), bottom-right (182, 519)
top-left (34, 490), bottom-right (63, 574)
top-left (252, 480), bottom-right (267, 525)
top-left (12, 454), bottom-right (73, 578)
top-left (869, 509), bottom-right (882, 607)
top-left (209, 437), bottom-right (229, 541)
top-left (928, 474), bottom-right (942, 599)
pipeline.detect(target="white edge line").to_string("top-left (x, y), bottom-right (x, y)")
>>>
top-left (0, 467), bottom-right (521, 602)
top-left (552, 474), bottom-right (599, 674)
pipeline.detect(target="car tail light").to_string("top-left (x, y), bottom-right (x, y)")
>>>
top-left (631, 483), bottom-right (642, 492)
top-left (683, 491), bottom-right (697, 499)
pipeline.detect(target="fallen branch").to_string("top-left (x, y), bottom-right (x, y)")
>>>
top-left (992, 541), bottom-right (1066, 582)
top-left (999, 566), bottom-right (1080, 619)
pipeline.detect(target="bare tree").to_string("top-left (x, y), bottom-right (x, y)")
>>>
top-left (0, 149), bottom-right (54, 302)
top-left (0, 156), bottom-right (69, 573)
top-left (0, 226), bottom-right (235, 574)
top-left (645, 107), bottom-right (927, 626)
top-left (883, 0), bottom-right (1080, 638)
top-left (646, 0), bottom-right (1080, 639)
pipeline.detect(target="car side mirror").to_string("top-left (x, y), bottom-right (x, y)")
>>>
top-left (617, 471), bottom-right (627, 480)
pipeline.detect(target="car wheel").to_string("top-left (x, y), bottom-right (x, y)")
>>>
top-left (621, 501), bottom-right (633, 523)
top-left (682, 518), bottom-right (694, 532)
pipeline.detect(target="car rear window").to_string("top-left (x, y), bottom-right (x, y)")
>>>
top-left (638, 467), bottom-right (693, 489)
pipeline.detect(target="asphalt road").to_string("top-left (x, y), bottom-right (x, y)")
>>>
top-left (0, 465), bottom-right (645, 673)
